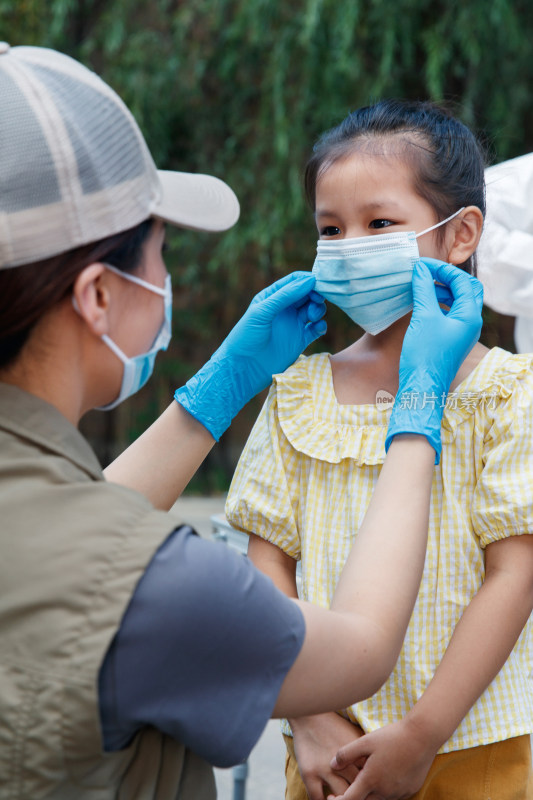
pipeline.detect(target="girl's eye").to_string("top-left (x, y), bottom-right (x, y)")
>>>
top-left (369, 219), bottom-right (394, 229)
top-left (320, 225), bottom-right (341, 236)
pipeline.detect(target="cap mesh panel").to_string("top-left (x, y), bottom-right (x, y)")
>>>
top-left (0, 70), bottom-right (61, 211)
top-left (36, 66), bottom-right (146, 194)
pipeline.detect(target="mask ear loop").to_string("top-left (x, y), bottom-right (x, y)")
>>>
top-left (71, 266), bottom-right (171, 311)
top-left (103, 262), bottom-right (169, 297)
top-left (415, 207), bottom-right (466, 239)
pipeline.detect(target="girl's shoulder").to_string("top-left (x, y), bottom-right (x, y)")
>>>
top-left (272, 353), bottom-right (389, 466)
top-left (452, 345), bottom-right (533, 396)
top-left (442, 346), bottom-right (533, 442)
top-left (274, 352), bottom-right (332, 389)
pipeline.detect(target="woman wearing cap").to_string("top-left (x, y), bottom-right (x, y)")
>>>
top-left (0, 44), bottom-right (483, 799)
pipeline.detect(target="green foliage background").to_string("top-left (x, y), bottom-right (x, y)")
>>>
top-left (2, 0), bottom-right (531, 489)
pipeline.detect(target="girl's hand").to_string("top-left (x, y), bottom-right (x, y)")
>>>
top-left (385, 259), bottom-right (483, 463)
top-left (290, 713), bottom-right (365, 800)
top-left (327, 718), bottom-right (437, 800)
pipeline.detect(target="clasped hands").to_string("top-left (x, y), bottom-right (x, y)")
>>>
top-left (292, 712), bottom-right (438, 800)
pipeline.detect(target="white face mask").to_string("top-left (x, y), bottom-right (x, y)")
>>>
top-left (312, 208), bottom-right (465, 335)
top-left (97, 264), bottom-right (172, 410)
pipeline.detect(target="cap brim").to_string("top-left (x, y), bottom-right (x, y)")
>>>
top-left (153, 169), bottom-right (240, 232)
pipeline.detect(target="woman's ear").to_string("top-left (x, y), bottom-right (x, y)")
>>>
top-left (446, 206), bottom-right (484, 266)
top-left (72, 264), bottom-right (111, 337)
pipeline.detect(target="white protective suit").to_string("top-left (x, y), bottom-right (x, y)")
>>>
top-left (478, 152), bottom-right (533, 352)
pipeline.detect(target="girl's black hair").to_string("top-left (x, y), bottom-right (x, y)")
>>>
top-left (0, 219), bottom-right (153, 370)
top-left (305, 99), bottom-right (486, 274)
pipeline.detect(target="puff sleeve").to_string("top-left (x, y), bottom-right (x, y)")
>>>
top-left (471, 366), bottom-right (533, 548)
top-left (225, 382), bottom-right (302, 559)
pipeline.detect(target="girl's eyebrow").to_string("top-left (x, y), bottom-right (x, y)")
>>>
top-left (314, 208), bottom-right (337, 218)
top-left (315, 200), bottom-right (402, 217)
top-left (359, 200), bottom-right (403, 211)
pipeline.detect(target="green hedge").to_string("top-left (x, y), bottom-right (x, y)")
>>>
top-left (3, 0), bottom-right (530, 485)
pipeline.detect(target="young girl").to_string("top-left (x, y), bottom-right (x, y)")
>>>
top-left (226, 100), bottom-right (533, 800)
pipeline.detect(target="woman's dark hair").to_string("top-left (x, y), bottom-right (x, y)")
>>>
top-left (305, 99), bottom-right (486, 274)
top-left (0, 218), bottom-right (154, 370)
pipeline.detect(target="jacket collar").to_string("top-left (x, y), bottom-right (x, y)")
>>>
top-left (0, 382), bottom-right (103, 481)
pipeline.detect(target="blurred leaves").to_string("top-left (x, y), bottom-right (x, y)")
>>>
top-left (1, 0), bottom-right (530, 479)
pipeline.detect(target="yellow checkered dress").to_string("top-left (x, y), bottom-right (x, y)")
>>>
top-left (226, 347), bottom-right (533, 752)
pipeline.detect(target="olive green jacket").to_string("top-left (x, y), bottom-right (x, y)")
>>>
top-left (0, 383), bottom-right (215, 799)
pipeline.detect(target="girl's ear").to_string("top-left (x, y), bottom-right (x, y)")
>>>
top-left (72, 264), bottom-right (111, 337)
top-left (446, 206), bottom-right (484, 266)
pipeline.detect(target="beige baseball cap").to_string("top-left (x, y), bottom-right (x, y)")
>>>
top-left (0, 43), bottom-right (240, 269)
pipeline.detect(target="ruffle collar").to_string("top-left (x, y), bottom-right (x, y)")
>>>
top-left (273, 349), bottom-right (533, 466)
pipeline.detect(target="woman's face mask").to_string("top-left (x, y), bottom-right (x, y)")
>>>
top-left (97, 264), bottom-right (172, 410)
top-left (312, 208), bottom-right (464, 335)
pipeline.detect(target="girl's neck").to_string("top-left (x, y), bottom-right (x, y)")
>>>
top-left (358, 315), bottom-right (411, 359)
top-left (329, 315), bottom-right (489, 407)
top-left (330, 317), bottom-right (409, 406)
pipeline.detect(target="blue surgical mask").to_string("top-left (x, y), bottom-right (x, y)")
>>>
top-left (98, 264), bottom-right (172, 410)
top-left (312, 209), bottom-right (464, 335)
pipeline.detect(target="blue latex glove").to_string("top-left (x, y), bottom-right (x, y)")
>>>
top-left (385, 258), bottom-right (483, 464)
top-left (174, 271), bottom-right (327, 439)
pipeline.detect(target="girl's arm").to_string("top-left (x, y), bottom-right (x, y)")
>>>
top-left (403, 533), bottom-right (533, 755)
top-left (247, 533), bottom-right (299, 598)
top-left (328, 533), bottom-right (533, 800)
